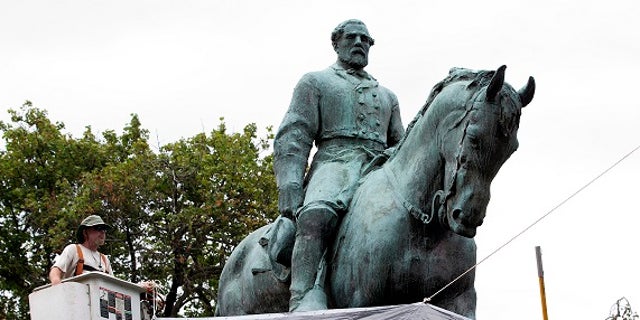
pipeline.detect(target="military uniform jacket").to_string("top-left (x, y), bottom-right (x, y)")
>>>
top-left (274, 64), bottom-right (404, 191)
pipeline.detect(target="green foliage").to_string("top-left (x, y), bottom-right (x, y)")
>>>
top-left (1, 102), bottom-right (106, 318)
top-left (149, 120), bottom-right (277, 316)
top-left (0, 103), bottom-right (278, 318)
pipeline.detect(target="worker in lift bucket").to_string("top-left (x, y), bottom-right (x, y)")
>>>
top-left (49, 215), bottom-right (155, 292)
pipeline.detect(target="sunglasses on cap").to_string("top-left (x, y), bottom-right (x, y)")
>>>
top-left (91, 225), bottom-right (109, 231)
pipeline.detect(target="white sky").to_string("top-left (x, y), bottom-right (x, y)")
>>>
top-left (2, 0), bottom-right (639, 319)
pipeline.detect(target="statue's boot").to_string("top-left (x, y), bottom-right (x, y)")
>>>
top-left (289, 205), bottom-right (337, 312)
top-left (295, 285), bottom-right (328, 312)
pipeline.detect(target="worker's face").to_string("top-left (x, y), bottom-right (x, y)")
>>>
top-left (334, 23), bottom-right (372, 69)
top-left (84, 226), bottom-right (107, 247)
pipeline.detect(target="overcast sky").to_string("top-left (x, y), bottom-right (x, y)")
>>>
top-left (2, 0), bottom-right (639, 319)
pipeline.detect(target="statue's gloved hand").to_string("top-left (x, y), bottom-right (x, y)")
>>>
top-left (278, 183), bottom-right (303, 220)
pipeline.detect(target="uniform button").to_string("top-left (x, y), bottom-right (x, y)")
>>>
top-left (376, 120), bottom-right (381, 126)
top-left (358, 114), bottom-right (365, 119)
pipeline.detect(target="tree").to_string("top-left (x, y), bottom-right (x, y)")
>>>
top-left (147, 120), bottom-right (278, 316)
top-left (73, 118), bottom-right (279, 317)
top-left (0, 102), bottom-right (109, 318)
top-left (1, 103), bottom-right (278, 318)
top-left (607, 297), bottom-right (639, 320)
top-left (73, 114), bottom-right (159, 284)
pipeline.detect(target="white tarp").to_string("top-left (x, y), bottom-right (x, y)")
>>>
top-left (162, 303), bottom-right (471, 320)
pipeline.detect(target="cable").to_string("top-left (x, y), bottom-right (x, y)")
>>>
top-left (425, 144), bottom-right (640, 302)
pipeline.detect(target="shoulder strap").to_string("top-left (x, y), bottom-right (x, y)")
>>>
top-left (75, 244), bottom-right (85, 276)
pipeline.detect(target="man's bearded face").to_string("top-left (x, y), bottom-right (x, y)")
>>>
top-left (334, 24), bottom-right (373, 69)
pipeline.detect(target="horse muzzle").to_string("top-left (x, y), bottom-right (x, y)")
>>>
top-left (433, 190), bottom-right (485, 238)
top-left (447, 207), bottom-right (485, 238)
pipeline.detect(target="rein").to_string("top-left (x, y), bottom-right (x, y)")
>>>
top-left (382, 165), bottom-right (433, 224)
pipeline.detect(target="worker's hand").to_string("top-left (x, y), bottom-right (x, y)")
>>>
top-left (278, 183), bottom-right (303, 220)
top-left (139, 281), bottom-right (156, 292)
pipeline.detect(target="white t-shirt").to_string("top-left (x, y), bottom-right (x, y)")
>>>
top-left (52, 244), bottom-right (114, 279)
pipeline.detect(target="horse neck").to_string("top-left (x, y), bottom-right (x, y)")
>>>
top-left (386, 83), bottom-right (470, 218)
top-left (385, 108), bottom-right (445, 215)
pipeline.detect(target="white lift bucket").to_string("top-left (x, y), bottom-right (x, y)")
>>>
top-left (29, 272), bottom-right (146, 320)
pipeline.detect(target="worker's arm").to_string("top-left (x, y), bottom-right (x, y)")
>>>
top-left (49, 267), bottom-right (63, 285)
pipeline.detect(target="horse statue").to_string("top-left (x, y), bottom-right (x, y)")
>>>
top-left (215, 65), bottom-right (535, 319)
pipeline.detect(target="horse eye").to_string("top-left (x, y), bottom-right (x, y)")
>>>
top-left (464, 135), bottom-right (478, 148)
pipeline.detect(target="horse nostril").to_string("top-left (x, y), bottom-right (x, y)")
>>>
top-left (452, 208), bottom-right (462, 220)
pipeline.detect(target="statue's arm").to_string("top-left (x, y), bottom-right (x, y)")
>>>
top-left (273, 75), bottom-right (319, 220)
top-left (387, 92), bottom-right (405, 147)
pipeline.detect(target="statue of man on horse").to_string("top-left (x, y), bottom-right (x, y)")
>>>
top-left (273, 18), bottom-right (405, 312)
top-left (214, 18), bottom-right (536, 319)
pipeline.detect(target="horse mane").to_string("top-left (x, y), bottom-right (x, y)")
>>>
top-left (389, 67), bottom-right (496, 157)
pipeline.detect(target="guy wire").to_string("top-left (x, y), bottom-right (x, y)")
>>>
top-left (425, 143), bottom-right (640, 303)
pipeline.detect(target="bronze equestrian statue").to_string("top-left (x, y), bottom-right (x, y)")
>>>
top-left (215, 64), bottom-right (535, 319)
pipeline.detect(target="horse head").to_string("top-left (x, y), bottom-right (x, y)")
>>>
top-left (433, 65), bottom-right (535, 237)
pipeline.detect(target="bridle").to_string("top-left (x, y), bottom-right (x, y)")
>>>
top-left (434, 99), bottom-right (477, 228)
top-left (382, 88), bottom-right (483, 227)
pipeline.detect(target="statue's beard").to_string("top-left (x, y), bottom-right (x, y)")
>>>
top-left (340, 53), bottom-right (368, 69)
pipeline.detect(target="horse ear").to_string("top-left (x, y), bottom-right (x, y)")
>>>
top-left (486, 65), bottom-right (506, 101)
top-left (518, 76), bottom-right (536, 108)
